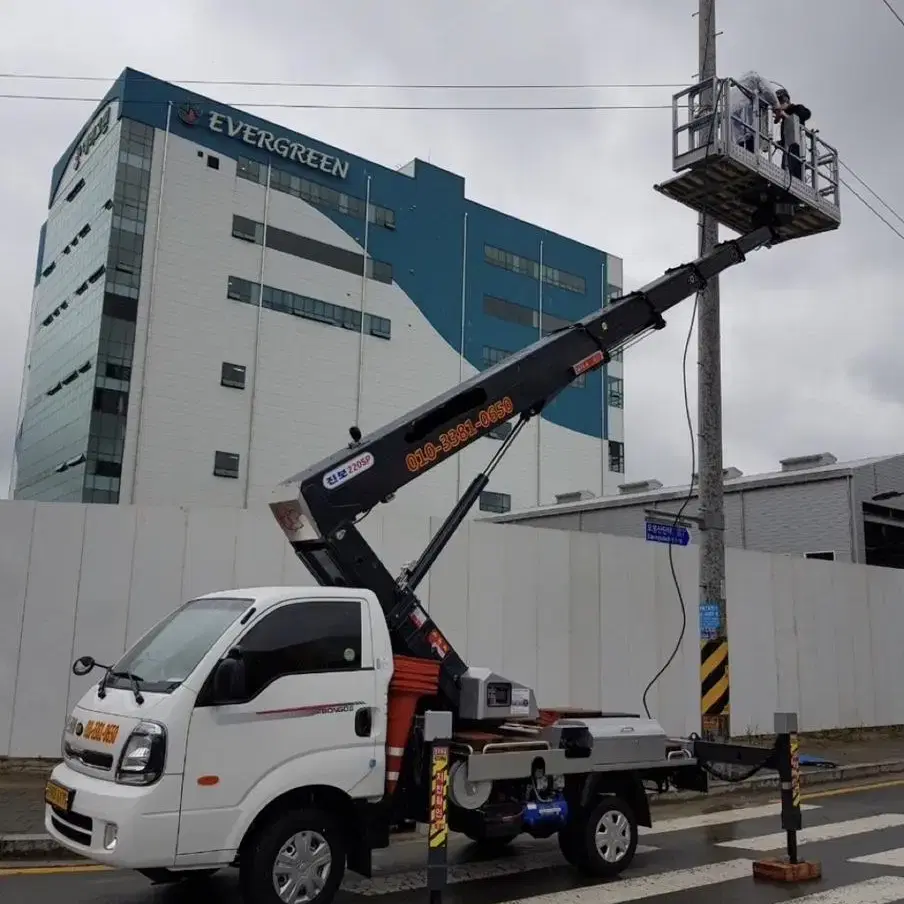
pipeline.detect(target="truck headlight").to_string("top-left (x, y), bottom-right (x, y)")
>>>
top-left (116, 721), bottom-right (166, 786)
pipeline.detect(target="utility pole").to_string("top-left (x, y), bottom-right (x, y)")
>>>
top-left (696, 0), bottom-right (730, 743)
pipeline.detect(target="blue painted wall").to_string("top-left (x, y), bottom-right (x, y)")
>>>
top-left (47, 68), bottom-right (615, 439)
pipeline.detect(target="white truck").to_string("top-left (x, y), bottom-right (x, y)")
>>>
top-left (45, 215), bottom-right (786, 903)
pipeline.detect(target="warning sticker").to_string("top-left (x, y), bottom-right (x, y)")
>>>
top-left (511, 687), bottom-right (530, 716)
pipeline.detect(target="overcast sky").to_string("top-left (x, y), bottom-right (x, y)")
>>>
top-left (2, 0), bottom-right (903, 498)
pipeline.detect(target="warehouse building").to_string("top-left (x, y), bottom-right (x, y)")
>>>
top-left (10, 67), bottom-right (627, 516)
top-left (490, 452), bottom-right (904, 568)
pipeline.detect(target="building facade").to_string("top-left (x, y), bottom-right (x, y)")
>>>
top-left (490, 452), bottom-right (904, 568)
top-left (11, 68), bottom-right (627, 517)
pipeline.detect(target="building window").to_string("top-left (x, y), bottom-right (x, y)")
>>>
top-left (608, 440), bottom-right (625, 474)
top-left (484, 244), bottom-right (586, 294)
top-left (605, 284), bottom-right (623, 306)
top-left (207, 154), bottom-right (220, 170)
top-left (482, 345), bottom-right (512, 369)
top-left (488, 422), bottom-right (513, 441)
top-left (231, 215), bottom-right (393, 284)
top-left (608, 376), bottom-right (624, 408)
top-left (236, 155), bottom-right (396, 231)
top-left (479, 490), bottom-right (512, 514)
top-left (226, 275), bottom-right (392, 340)
top-left (221, 362), bottom-right (246, 389)
top-left (214, 450), bottom-right (240, 479)
top-left (804, 551), bottom-right (835, 561)
top-left (483, 294), bottom-right (573, 334)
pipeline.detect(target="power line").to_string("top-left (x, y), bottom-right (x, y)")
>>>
top-left (840, 160), bottom-right (904, 228)
top-left (881, 0), bottom-right (904, 28)
top-left (0, 93), bottom-right (672, 111)
top-left (0, 72), bottom-right (689, 90)
top-left (840, 178), bottom-right (904, 241)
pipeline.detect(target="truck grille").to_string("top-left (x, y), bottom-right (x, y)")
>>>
top-left (64, 741), bottom-right (114, 771)
top-left (50, 806), bottom-right (93, 847)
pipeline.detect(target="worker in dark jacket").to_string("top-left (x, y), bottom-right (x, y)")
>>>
top-left (774, 87), bottom-right (812, 181)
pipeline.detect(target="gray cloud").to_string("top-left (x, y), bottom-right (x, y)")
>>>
top-left (2, 0), bottom-right (903, 498)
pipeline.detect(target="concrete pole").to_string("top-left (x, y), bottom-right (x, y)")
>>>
top-left (697, 0), bottom-right (730, 742)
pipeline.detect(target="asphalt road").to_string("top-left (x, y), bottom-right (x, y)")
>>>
top-left (7, 779), bottom-right (904, 904)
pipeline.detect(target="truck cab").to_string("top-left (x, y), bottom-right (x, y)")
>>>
top-left (46, 586), bottom-right (393, 901)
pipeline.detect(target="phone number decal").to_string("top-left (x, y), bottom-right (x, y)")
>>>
top-left (406, 397), bottom-right (514, 474)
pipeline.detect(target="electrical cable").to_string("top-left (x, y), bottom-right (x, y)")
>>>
top-left (640, 59), bottom-right (724, 723)
top-left (0, 73), bottom-right (690, 90)
top-left (0, 93), bottom-right (671, 111)
top-left (880, 0), bottom-right (904, 29)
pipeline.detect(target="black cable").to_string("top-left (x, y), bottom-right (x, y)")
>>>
top-left (881, 0), bottom-right (904, 28)
top-left (0, 73), bottom-right (689, 90)
top-left (641, 66), bottom-right (723, 721)
top-left (0, 93), bottom-right (671, 111)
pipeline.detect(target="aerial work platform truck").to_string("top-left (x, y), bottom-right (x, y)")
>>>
top-left (44, 78), bottom-right (840, 904)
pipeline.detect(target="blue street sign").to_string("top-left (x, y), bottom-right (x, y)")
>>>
top-left (699, 601), bottom-right (723, 640)
top-left (644, 520), bottom-right (691, 546)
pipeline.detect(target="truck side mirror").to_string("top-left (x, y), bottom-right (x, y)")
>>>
top-left (212, 654), bottom-right (246, 703)
top-left (72, 655), bottom-right (96, 676)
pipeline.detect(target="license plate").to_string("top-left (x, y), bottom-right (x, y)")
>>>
top-left (45, 779), bottom-right (73, 812)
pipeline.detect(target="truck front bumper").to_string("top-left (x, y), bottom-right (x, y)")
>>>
top-left (44, 761), bottom-right (182, 869)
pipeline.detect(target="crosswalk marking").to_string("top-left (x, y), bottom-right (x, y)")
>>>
top-left (341, 845), bottom-right (660, 895)
top-left (642, 801), bottom-right (820, 835)
top-left (850, 847), bottom-right (904, 868)
top-left (776, 875), bottom-right (904, 903)
top-left (503, 859), bottom-right (755, 904)
top-left (717, 813), bottom-right (904, 852)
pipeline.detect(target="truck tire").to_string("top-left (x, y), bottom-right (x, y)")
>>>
top-left (239, 807), bottom-right (346, 904)
top-left (576, 794), bottom-right (638, 879)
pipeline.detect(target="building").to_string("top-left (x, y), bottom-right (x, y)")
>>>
top-left (490, 452), bottom-right (904, 568)
top-left (10, 68), bottom-right (627, 517)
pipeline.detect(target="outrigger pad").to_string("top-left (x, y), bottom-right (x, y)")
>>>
top-left (753, 858), bottom-right (822, 883)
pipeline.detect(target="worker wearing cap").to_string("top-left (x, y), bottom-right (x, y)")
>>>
top-left (774, 87), bottom-right (812, 181)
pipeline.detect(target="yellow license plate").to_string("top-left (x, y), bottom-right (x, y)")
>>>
top-left (45, 779), bottom-right (73, 811)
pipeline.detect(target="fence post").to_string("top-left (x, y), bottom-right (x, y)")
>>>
top-left (752, 712), bottom-right (821, 883)
top-left (424, 710), bottom-right (453, 904)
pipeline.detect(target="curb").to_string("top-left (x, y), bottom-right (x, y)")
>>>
top-left (4, 759), bottom-right (904, 861)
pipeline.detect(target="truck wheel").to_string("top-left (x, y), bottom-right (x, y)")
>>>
top-left (577, 794), bottom-right (638, 879)
top-left (240, 808), bottom-right (346, 904)
top-left (557, 820), bottom-right (588, 868)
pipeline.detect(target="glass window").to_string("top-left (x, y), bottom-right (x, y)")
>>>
top-left (608, 376), bottom-right (624, 408)
top-left (214, 450), bottom-right (240, 478)
top-left (221, 361), bottom-right (247, 389)
top-left (479, 490), bottom-right (512, 514)
top-left (608, 440), bottom-right (625, 474)
top-left (484, 244), bottom-right (586, 294)
top-left (238, 599), bottom-right (364, 698)
top-left (107, 596), bottom-right (252, 694)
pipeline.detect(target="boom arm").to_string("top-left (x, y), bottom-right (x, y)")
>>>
top-left (273, 221), bottom-right (780, 709)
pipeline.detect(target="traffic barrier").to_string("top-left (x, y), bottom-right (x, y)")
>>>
top-left (752, 711), bottom-right (822, 882)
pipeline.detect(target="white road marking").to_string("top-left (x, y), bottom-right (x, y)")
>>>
top-left (641, 801), bottom-right (820, 835)
top-left (504, 858), bottom-right (755, 904)
top-left (850, 847), bottom-right (904, 867)
top-left (717, 813), bottom-right (904, 851)
top-left (771, 876), bottom-right (904, 904)
top-left (340, 846), bottom-right (657, 896)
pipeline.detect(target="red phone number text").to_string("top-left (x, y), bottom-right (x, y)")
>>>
top-left (406, 397), bottom-right (514, 474)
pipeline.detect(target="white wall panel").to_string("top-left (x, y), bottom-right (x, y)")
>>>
top-left (67, 506), bottom-right (138, 713)
top-left (6, 498), bottom-right (904, 756)
top-left (9, 504), bottom-right (85, 757)
top-left (0, 501), bottom-right (35, 756)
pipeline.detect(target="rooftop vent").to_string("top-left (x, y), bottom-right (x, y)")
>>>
top-left (779, 453), bottom-right (837, 472)
top-left (692, 467), bottom-right (744, 481)
top-left (617, 479), bottom-right (663, 495)
top-left (554, 490), bottom-right (596, 504)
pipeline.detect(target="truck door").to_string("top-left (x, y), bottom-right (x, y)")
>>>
top-left (176, 597), bottom-right (382, 858)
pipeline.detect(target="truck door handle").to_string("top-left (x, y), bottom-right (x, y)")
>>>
top-left (355, 707), bottom-right (373, 737)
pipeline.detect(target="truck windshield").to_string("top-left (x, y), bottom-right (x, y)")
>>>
top-left (105, 596), bottom-right (252, 694)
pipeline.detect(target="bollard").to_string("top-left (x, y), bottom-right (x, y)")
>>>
top-left (752, 712), bottom-right (822, 883)
top-left (424, 710), bottom-right (453, 904)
